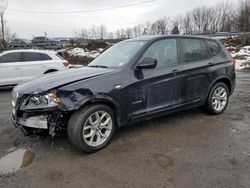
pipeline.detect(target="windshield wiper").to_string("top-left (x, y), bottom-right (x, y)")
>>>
top-left (88, 65), bottom-right (108, 68)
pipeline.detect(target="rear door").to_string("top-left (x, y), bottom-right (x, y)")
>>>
top-left (180, 38), bottom-right (212, 103)
top-left (0, 52), bottom-right (22, 86)
top-left (21, 52), bottom-right (52, 82)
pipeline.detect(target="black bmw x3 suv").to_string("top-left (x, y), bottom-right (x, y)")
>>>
top-left (12, 35), bottom-right (235, 153)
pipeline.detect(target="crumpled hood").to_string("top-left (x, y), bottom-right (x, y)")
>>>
top-left (14, 67), bottom-right (115, 94)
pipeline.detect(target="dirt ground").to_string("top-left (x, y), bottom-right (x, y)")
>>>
top-left (0, 71), bottom-right (250, 188)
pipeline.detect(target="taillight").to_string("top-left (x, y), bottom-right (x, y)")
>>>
top-left (231, 59), bottom-right (236, 71)
top-left (63, 61), bottom-right (69, 67)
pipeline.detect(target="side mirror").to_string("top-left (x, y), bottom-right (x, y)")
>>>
top-left (136, 57), bottom-right (157, 70)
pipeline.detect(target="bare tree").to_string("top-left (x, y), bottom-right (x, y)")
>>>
top-left (0, 0), bottom-right (7, 40)
top-left (191, 6), bottom-right (210, 34)
top-left (90, 25), bottom-right (98, 39)
top-left (107, 32), bottom-right (114, 39)
top-left (143, 21), bottom-right (152, 35)
top-left (125, 28), bottom-right (133, 38)
top-left (172, 15), bottom-right (182, 34)
top-left (155, 17), bottom-right (169, 35)
top-left (5, 27), bottom-right (17, 42)
top-left (132, 24), bottom-right (144, 37)
top-left (215, 1), bottom-right (235, 32)
top-left (238, 0), bottom-right (250, 32)
top-left (80, 28), bottom-right (88, 39)
top-left (99, 24), bottom-right (107, 39)
top-left (71, 0), bottom-right (249, 39)
top-left (182, 12), bottom-right (193, 34)
top-left (116, 29), bottom-right (121, 39)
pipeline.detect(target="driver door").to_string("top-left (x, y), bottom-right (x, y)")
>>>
top-left (128, 38), bottom-right (183, 119)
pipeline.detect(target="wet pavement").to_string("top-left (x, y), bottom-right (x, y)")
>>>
top-left (0, 71), bottom-right (250, 188)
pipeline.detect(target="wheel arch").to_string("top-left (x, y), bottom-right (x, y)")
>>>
top-left (44, 69), bottom-right (58, 74)
top-left (206, 76), bottom-right (232, 100)
top-left (79, 98), bottom-right (122, 127)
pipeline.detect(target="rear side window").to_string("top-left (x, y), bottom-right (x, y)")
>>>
top-left (23, 52), bottom-right (52, 61)
top-left (0, 52), bottom-right (22, 63)
top-left (206, 40), bottom-right (221, 57)
top-left (141, 39), bottom-right (177, 68)
top-left (182, 39), bottom-right (210, 63)
top-left (40, 53), bottom-right (52, 60)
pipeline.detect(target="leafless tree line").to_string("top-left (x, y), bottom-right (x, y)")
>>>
top-left (74, 0), bottom-right (250, 39)
top-left (74, 24), bottom-right (108, 40)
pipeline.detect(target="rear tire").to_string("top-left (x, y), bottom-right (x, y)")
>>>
top-left (68, 104), bottom-right (116, 153)
top-left (206, 82), bottom-right (229, 115)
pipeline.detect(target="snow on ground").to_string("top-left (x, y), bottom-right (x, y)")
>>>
top-left (235, 60), bottom-right (249, 70)
top-left (61, 47), bottom-right (101, 58)
top-left (229, 45), bottom-right (250, 70)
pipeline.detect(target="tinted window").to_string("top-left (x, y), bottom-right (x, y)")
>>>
top-left (182, 39), bottom-right (210, 63)
top-left (40, 53), bottom-right (52, 60)
top-left (0, 52), bottom-right (22, 63)
top-left (141, 39), bottom-right (177, 68)
top-left (23, 52), bottom-right (52, 61)
top-left (56, 53), bottom-right (64, 60)
top-left (35, 37), bottom-right (46, 40)
top-left (206, 40), bottom-right (221, 56)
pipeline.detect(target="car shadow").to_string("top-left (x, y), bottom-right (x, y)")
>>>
top-left (41, 107), bottom-right (207, 154)
top-left (114, 107), bottom-right (206, 140)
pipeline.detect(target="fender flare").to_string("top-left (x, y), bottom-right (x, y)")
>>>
top-left (205, 76), bottom-right (232, 100)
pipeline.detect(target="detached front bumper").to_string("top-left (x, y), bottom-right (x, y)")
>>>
top-left (11, 108), bottom-right (49, 136)
top-left (11, 107), bottom-right (67, 137)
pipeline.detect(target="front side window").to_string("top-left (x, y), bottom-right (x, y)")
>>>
top-left (0, 52), bottom-right (22, 63)
top-left (140, 39), bottom-right (177, 68)
top-left (182, 39), bottom-right (210, 63)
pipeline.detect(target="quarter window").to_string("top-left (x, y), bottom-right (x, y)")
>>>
top-left (0, 52), bottom-right (22, 63)
top-left (182, 39), bottom-right (210, 63)
top-left (206, 40), bottom-right (221, 57)
top-left (140, 39), bottom-right (177, 68)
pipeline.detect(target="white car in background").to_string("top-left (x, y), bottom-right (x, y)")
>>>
top-left (0, 49), bottom-right (69, 87)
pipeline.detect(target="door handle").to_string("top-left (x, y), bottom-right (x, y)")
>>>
top-left (14, 67), bottom-right (20, 70)
top-left (172, 69), bottom-right (181, 75)
top-left (208, 62), bottom-right (214, 66)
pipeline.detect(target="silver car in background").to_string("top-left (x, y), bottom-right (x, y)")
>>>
top-left (8, 39), bottom-right (32, 49)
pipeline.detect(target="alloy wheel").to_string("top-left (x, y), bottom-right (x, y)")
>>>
top-left (82, 111), bottom-right (112, 147)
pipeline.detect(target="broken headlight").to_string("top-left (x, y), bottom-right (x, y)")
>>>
top-left (25, 91), bottom-right (62, 109)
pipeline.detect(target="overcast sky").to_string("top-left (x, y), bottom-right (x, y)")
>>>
top-left (5, 0), bottom-right (227, 39)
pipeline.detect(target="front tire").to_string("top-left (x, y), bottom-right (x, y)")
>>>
top-left (206, 82), bottom-right (229, 115)
top-left (68, 104), bottom-right (116, 153)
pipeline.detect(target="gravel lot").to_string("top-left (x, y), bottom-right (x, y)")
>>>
top-left (0, 71), bottom-right (250, 188)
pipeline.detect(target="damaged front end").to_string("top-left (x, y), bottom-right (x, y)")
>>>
top-left (11, 90), bottom-right (71, 136)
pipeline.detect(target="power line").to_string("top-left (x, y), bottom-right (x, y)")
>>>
top-left (8, 0), bottom-right (156, 14)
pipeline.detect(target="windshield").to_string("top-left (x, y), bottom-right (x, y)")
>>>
top-left (88, 41), bottom-right (146, 68)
